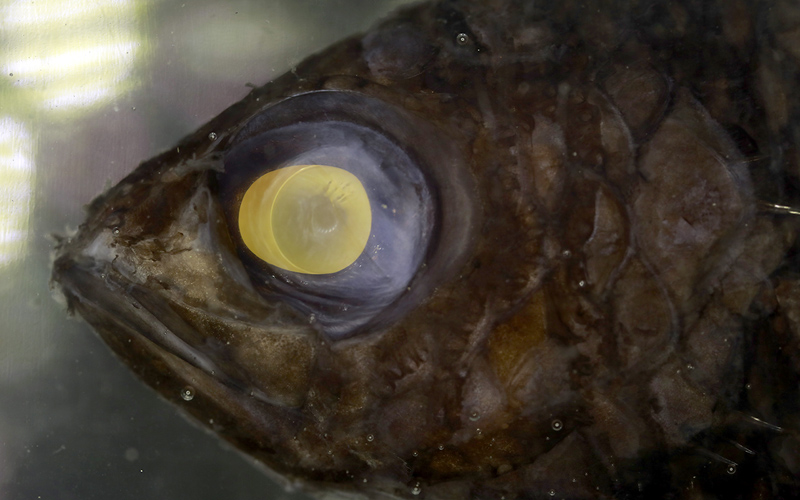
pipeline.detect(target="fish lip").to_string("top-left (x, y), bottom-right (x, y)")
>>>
top-left (51, 253), bottom-right (289, 408)
top-left (52, 253), bottom-right (222, 374)
top-left (52, 254), bottom-right (322, 484)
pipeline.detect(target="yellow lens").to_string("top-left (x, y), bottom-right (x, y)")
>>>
top-left (238, 165), bottom-right (372, 274)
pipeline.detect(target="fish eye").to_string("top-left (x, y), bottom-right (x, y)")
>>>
top-left (238, 164), bottom-right (372, 275)
top-left (216, 91), bottom-right (439, 339)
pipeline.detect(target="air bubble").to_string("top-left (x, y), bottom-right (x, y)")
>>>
top-left (366, 434), bottom-right (374, 442)
top-left (548, 489), bottom-right (556, 497)
top-left (208, 132), bottom-right (218, 140)
top-left (438, 444), bottom-right (444, 451)
top-left (412, 451), bottom-right (419, 457)
top-left (469, 411), bottom-right (481, 421)
top-left (551, 419), bottom-right (563, 431)
top-left (456, 33), bottom-right (469, 45)
top-left (726, 465), bottom-right (737, 475)
top-left (180, 386), bottom-right (195, 401)
top-left (411, 483), bottom-right (422, 495)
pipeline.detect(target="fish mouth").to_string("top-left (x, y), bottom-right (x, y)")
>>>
top-left (51, 248), bottom-right (324, 481)
top-left (53, 256), bottom-right (219, 373)
top-left (49, 168), bottom-right (320, 412)
top-left (51, 254), bottom-right (295, 408)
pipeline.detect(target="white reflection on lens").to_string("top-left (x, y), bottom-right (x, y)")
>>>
top-left (0, 117), bottom-right (34, 266)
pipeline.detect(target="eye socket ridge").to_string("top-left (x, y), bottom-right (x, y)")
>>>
top-left (217, 93), bottom-right (444, 339)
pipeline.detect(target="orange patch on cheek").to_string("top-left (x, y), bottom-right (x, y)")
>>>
top-left (487, 287), bottom-right (549, 386)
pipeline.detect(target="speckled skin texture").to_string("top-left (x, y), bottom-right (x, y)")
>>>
top-left (52, 0), bottom-right (800, 499)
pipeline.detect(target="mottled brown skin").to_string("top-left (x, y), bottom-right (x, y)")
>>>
top-left (52, 0), bottom-right (800, 499)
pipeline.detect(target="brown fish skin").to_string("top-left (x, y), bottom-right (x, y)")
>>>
top-left (51, 0), bottom-right (800, 499)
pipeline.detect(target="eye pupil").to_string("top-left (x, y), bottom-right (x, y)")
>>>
top-left (238, 165), bottom-right (372, 275)
top-left (308, 194), bottom-right (341, 233)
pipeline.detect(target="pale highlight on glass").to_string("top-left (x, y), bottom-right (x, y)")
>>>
top-left (0, 117), bottom-right (34, 266)
top-left (1, 0), bottom-right (143, 112)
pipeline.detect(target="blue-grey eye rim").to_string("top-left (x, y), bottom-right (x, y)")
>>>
top-left (215, 91), bottom-right (478, 340)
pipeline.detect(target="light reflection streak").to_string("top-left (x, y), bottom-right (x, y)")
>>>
top-left (7, 42), bottom-right (140, 85)
top-left (0, 117), bottom-right (34, 266)
top-left (0, 0), bottom-right (146, 259)
top-left (1, 0), bottom-right (133, 26)
top-left (1, 0), bottom-right (143, 111)
top-left (43, 87), bottom-right (116, 111)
